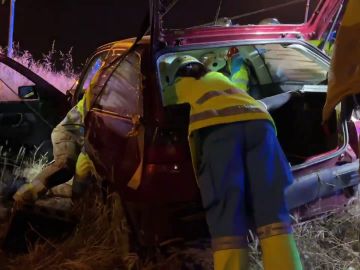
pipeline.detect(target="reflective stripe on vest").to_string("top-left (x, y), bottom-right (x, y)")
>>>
top-left (196, 88), bottom-right (247, 105)
top-left (190, 104), bottom-right (265, 124)
top-left (231, 65), bottom-right (249, 90)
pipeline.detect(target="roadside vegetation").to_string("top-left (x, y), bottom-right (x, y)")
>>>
top-left (0, 142), bottom-right (359, 270)
top-left (0, 43), bottom-right (77, 93)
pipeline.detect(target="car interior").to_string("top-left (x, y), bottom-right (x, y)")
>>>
top-left (156, 42), bottom-right (338, 166)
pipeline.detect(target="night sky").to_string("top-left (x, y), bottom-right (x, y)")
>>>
top-left (0, 0), bottom-right (315, 68)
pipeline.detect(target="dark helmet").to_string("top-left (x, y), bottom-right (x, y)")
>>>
top-left (167, 55), bottom-right (206, 84)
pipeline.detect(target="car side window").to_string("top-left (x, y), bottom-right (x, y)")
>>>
top-left (96, 50), bottom-right (143, 117)
top-left (0, 62), bottom-right (35, 101)
top-left (76, 53), bottom-right (107, 101)
top-left (257, 44), bottom-right (328, 84)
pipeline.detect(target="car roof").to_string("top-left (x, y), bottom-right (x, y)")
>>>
top-left (151, 0), bottom-right (344, 49)
top-left (95, 36), bottom-right (151, 53)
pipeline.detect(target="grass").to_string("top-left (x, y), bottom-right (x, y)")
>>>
top-left (4, 193), bottom-right (131, 270)
top-left (0, 147), bottom-right (359, 269)
top-left (294, 204), bottom-right (360, 270)
top-left (1, 164), bottom-right (359, 269)
top-left (36, 204), bottom-right (360, 269)
top-left (0, 42), bottom-right (77, 95)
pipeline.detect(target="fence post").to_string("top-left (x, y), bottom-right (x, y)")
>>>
top-left (7, 0), bottom-right (16, 57)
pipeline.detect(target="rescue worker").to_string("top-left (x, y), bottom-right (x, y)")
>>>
top-left (309, 31), bottom-right (336, 57)
top-left (163, 54), bottom-right (302, 269)
top-left (13, 48), bottom-right (144, 203)
top-left (226, 47), bottom-right (250, 91)
top-left (200, 47), bottom-right (249, 91)
top-left (323, 0), bottom-right (360, 122)
top-left (13, 80), bottom-right (97, 204)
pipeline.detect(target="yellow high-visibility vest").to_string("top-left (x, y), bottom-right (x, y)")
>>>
top-left (323, 0), bottom-right (360, 121)
top-left (230, 64), bottom-right (250, 91)
top-left (163, 71), bottom-right (274, 173)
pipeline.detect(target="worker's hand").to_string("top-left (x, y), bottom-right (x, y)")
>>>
top-left (0, 178), bottom-right (26, 203)
top-left (260, 92), bottom-right (295, 112)
top-left (13, 179), bottom-right (47, 206)
top-left (289, 89), bottom-right (303, 98)
top-left (163, 84), bottom-right (178, 106)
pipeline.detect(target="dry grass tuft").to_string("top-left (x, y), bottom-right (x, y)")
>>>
top-left (245, 200), bottom-right (360, 270)
top-left (5, 192), bottom-right (132, 270)
top-left (294, 202), bottom-right (360, 270)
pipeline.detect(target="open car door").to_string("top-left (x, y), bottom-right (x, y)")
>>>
top-left (0, 55), bottom-right (69, 156)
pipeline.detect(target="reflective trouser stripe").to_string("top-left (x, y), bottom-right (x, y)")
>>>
top-left (190, 105), bottom-right (265, 124)
top-left (196, 88), bottom-right (247, 105)
top-left (256, 222), bottom-right (293, 239)
top-left (212, 236), bottom-right (248, 251)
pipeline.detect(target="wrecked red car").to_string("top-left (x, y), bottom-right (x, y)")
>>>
top-left (70, 0), bottom-right (360, 247)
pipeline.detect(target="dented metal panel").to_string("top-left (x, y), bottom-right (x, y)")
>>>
top-left (97, 51), bottom-right (143, 118)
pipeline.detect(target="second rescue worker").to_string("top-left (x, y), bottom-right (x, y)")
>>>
top-left (163, 51), bottom-right (302, 270)
top-left (13, 85), bottom-right (96, 204)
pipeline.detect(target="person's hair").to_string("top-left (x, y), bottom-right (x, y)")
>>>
top-left (175, 62), bottom-right (208, 80)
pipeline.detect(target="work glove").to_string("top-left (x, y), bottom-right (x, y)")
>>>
top-left (259, 90), bottom-right (302, 111)
top-left (13, 179), bottom-right (47, 205)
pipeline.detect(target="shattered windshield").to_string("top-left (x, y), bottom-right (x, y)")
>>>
top-left (160, 0), bottom-right (318, 29)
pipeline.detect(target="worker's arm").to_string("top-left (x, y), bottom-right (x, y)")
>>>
top-left (228, 53), bottom-right (250, 91)
top-left (163, 84), bottom-right (179, 106)
top-left (163, 77), bottom-right (194, 106)
top-left (13, 97), bottom-right (86, 204)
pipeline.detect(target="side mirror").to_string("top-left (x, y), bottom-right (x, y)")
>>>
top-left (18, 85), bottom-right (38, 99)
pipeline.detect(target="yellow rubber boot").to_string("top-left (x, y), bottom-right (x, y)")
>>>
top-left (260, 234), bottom-right (302, 270)
top-left (213, 248), bottom-right (249, 270)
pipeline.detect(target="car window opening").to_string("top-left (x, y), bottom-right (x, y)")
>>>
top-left (0, 62), bottom-right (36, 101)
top-left (156, 42), bottom-right (337, 166)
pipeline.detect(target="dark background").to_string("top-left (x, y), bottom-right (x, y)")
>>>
top-left (0, 0), bottom-right (315, 68)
